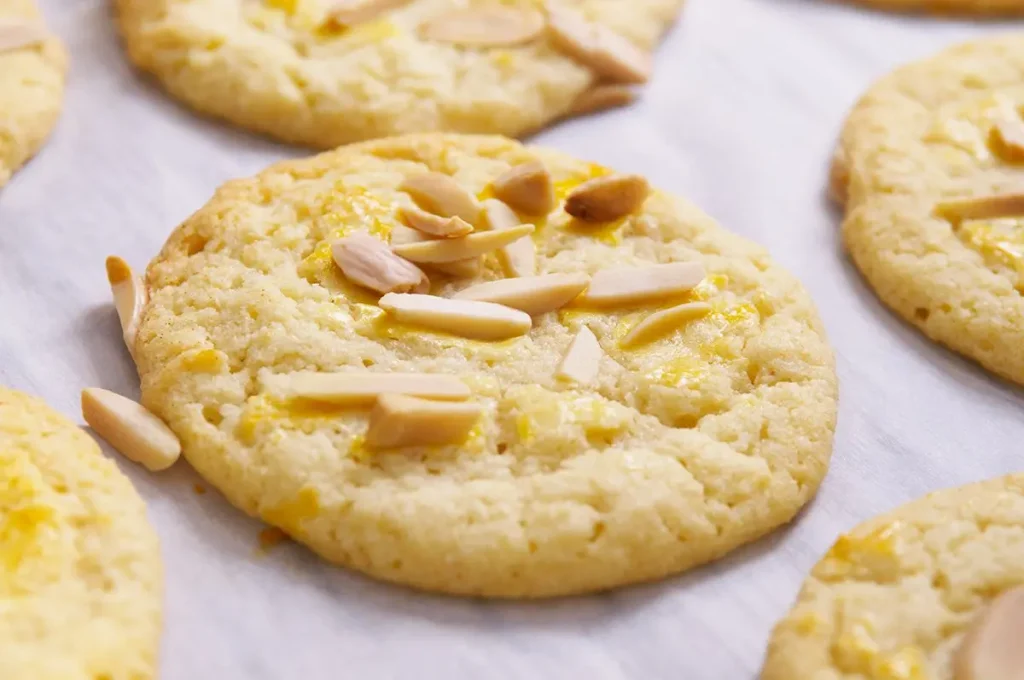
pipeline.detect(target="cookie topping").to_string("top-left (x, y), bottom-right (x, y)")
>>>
top-left (81, 388), bottom-right (182, 472)
top-left (265, 371), bottom-right (470, 404)
top-left (935, 192), bottom-right (1024, 224)
top-left (580, 262), bottom-right (705, 307)
top-left (953, 587), bottom-right (1024, 680)
top-left (105, 256), bottom-right (148, 361)
top-left (392, 223), bottom-right (534, 263)
top-left (366, 394), bottom-right (483, 448)
top-left (565, 174), bottom-right (650, 222)
top-left (545, 5), bottom-right (652, 85)
top-left (481, 198), bottom-right (537, 277)
top-left (556, 326), bottom-right (602, 385)
top-left (379, 293), bottom-right (532, 339)
top-left (453, 272), bottom-right (590, 316)
top-left (567, 84), bottom-right (637, 117)
top-left (326, 0), bottom-right (410, 28)
top-left (990, 119), bottom-right (1024, 163)
top-left (619, 301), bottom-right (711, 348)
top-left (492, 161), bottom-right (556, 216)
top-left (418, 8), bottom-right (545, 47)
top-left (399, 172), bottom-right (482, 225)
top-left (0, 19), bottom-right (48, 53)
top-left (399, 205), bottom-right (474, 238)
top-left (331, 232), bottom-right (429, 294)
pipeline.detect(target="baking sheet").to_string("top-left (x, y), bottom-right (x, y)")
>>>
top-left (4, 1), bottom-right (1024, 677)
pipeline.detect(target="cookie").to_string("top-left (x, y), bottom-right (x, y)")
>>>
top-left (136, 133), bottom-right (837, 598)
top-left (762, 475), bottom-right (1024, 680)
top-left (114, 0), bottom-right (681, 147)
top-left (833, 0), bottom-right (1024, 15)
top-left (834, 36), bottom-right (1024, 386)
top-left (0, 388), bottom-right (162, 679)
top-left (0, 1), bottom-right (66, 188)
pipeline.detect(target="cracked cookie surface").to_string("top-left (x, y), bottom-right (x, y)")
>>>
top-left (138, 133), bottom-right (836, 597)
top-left (761, 475), bottom-right (1024, 680)
top-left (834, 36), bottom-right (1024, 386)
top-left (0, 388), bottom-right (162, 680)
top-left (114, 0), bottom-right (681, 147)
top-left (0, 0), bottom-right (65, 188)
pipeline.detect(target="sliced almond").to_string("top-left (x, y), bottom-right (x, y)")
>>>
top-left (81, 388), bottom-right (181, 472)
top-left (326, 0), bottom-right (410, 28)
top-left (492, 161), bottom-right (556, 216)
top-left (366, 394), bottom-right (482, 448)
top-left (453, 273), bottom-right (589, 315)
top-left (263, 371), bottom-right (470, 405)
top-left (399, 205), bottom-right (474, 239)
top-left (105, 256), bottom-right (148, 361)
top-left (567, 84), bottom-right (637, 117)
top-left (392, 224), bottom-right (534, 263)
top-left (481, 199), bottom-right (537, 277)
top-left (418, 8), bottom-right (544, 47)
top-left (331, 232), bottom-right (429, 294)
top-left (580, 262), bottom-right (705, 308)
top-left (565, 174), bottom-right (650, 222)
top-left (953, 587), bottom-right (1024, 680)
top-left (556, 326), bottom-right (602, 385)
top-left (619, 302), bottom-right (711, 348)
top-left (0, 19), bottom-right (48, 53)
top-left (430, 258), bottom-right (482, 278)
top-left (390, 223), bottom-right (428, 245)
top-left (934, 192), bottom-right (1024, 224)
top-left (379, 293), bottom-right (531, 340)
top-left (546, 5), bottom-right (651, 85)
top-left (990, 119), bottom-right (1024, 163)
top-left (399, 172), bottom-right (481, 225)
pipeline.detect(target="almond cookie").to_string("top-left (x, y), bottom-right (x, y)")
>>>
top-left (834, 36), bottom-right (1024, 386)
top-left (833, 0), bottom-right (1024, 15)
top-left (762, 475), bottom-right (1024, 680)
top-left (0, 1), bottom-right (66, 188)
top-left (114, 0), bottom-right (680, 147)
top-left (0, 387), bottom-right (163, 679)
top-left (136, 133), bottom-right (837, 598)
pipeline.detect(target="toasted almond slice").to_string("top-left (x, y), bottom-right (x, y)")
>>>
top-left (392, 224), bottom-right (534, 263)
top-left (0, 19), bottom-right (48, 52)
top-left (331, 232), bottom-right (429, 294)
top-left (567, 84), bottom-right (637, 117)
top-left (565, 174), bottom-right (649, 222)
top-left (399, 172), bottom-right (481, 225)
top-left (430, 258), bottom-right (482, 278)
top-left (366, 394), bottom-right (482, 448)
top-left (326, 0), bottom-right (410, 28)
top-left (556, 326), bottom-right (602, 385)
top-left (953, 587), bottom-right (1024, 680)
top-left (399, 205), bottom-right (474, 239)
top-left (390, 223), bottom-right (429, 245)
top-left (580, 262), bottom-right (705, 307)
top-left (263, 371), bottom-right (470, 405)
top-left (935, 192), bottom-right (1024, 224)
top-left (619, 302), bottom-right (711, 348)
top-left (81, 388), bottom-right (181, 472)
top-left (453, 273), bottom-right (589, 315)
top-left (492, 161), bottom-right (556, 216)
top-left (481, 199), bottom-right (537, 277)
top-left (990, 119), bottom-right (1024, 163)
top-left (418, 8), bottom-right (544, 47)
top-left (105, 256), bottom-right (148, 360)
top-left (379, 293), bottom-right (531, 340)
top-left (546, 5), bottom-right (651, 85)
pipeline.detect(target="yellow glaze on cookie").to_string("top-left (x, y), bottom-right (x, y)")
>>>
top-left (138, 133), bottom-right (837, 598)
top-left (0, 388), bottom-right (162, 679)
top-left (835, 36), bottom-right (1024, 386)
top-left (0, 0), bottom-right (66, 188)
top-left (113, 0), bottom-right (681, 147)
top-left (762, 475), bottom-right (1024, 680)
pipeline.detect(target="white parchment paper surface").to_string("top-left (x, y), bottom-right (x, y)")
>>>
top-left (4, 1), bottom-right (1024, 677)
